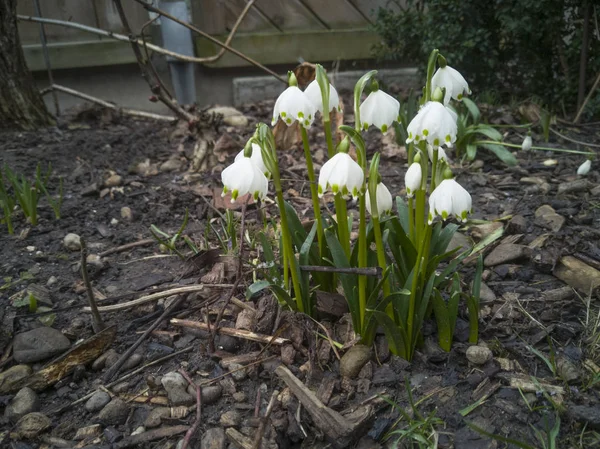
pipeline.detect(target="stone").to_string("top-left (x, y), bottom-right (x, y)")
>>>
top-left (471, 222), bottom-right (503, 241)
top-left (479, 282), bottom-right (496, 303)
top-left (553, 256), bottom-right (600, 294)
top-left (122, 353), bottom-right (143, 370)
top-left (160, 157), bottom-right (184, 172)
top-left (219, 410), bottom-right (241, 427)
top-left (568, 404), bottom-right (600, 430)
top-left (483, 243), bottom-right (529, 267)
top-left (86, 254), bottom-right (105, 270)
top-left (340, 345), bottom-right (372, 378)
top-left (104, 174), bottom-right (122, 187)
top-left (557, 179), bottom-right (590, 195)
top-left (13, 327), bottom-right (71, 363)
top-left (466, 345), bottom-right (493, 365)
top-left (92, 348), bottom-right (118, 371)
top-left (507, 214), bottom-right (528, 234)
top-left (162, 371), bottom-right (194, 406)
top-left (207, 106), bottom-right (249, 128)
top-left (534, 204), bottom-right (565, 232)
top-left (47, 276), bottom-right (58, 287)
top-left (98, 398), bottom-right (129, 425)
top-left (591, 185), bottom-right (600, 197)
top-left (0, 364), bottom-right (32, 394)
top-left (447, 232), bottom-right (472, 253)
top-left (201, 427), bottom-right (227, 449)
top-left (201, 385), bottom-right (223, 405)
top-left (144, 407), bottom-right (170, 428)
top-left (120, 206), bottom-right (133, 221)
top-left (85, 390), bottom-right (111, 412)
top-left (74, 424), bottom-right (102, 440)
top-left (63, 233), bottom-right (81, 251)
top-left (228, 363), bottom-right (247, 381)
top-left (4, 387), bottom-right (40, 422)
top-left (14, 412), bottom-right (51, 439)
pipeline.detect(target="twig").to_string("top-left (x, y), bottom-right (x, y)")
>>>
top-left (252, 390), bottom-right (279, 449)
top-left (300, 265), bottom-right (382, 277)
top-left (98, 238), bottom-right (156, 257)
top-left (550, 126), bottom-right (600, 148)
top-left (114, 425), bottom-right (189, 448)
top-left (140, 16), bottom-right (174, 101)
top-left (102, 295), bottom-right (186, 382)
top-left (171, 319), bottom-right (290, 345)
top-left (80, 238), bottom-right (106, 333)
top-left (574, 71), bottom-right (600, 123)
top-left (42, 84), bottom-right (176, 122)
top-left (131, 0), bottom-right (287, 84)
top-left (31, 0), bottom-right (59, 116)
top-left (198, 355), bottom-right (276, 386)
top-left (209, 197), bottom-right (249, 352)
top-left (179, 369), bottom-right (201, 449)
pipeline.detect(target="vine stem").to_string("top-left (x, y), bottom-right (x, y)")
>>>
top-left (301, 127), bottom-right (324, 257)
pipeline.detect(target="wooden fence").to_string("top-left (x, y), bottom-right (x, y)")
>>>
top-left (18, 0), bottom-right (401, 71)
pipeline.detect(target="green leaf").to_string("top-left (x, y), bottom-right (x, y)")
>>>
top-left (475, 125), bottom-right (503, 142)
top-left (481, 143), bottom-right (518, 166)
top-left (462, 97), bottom-right (480, 123)
top-left (466, 143), bottom-right (477, 160)
top-left (372, 309), bottom-right (407, 358)
top-left (37, 307), bottom-right (56, 326)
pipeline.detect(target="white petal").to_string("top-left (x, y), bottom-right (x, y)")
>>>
top-left (376, 182), bottom-right (393, 213)
top-left (521, 135), bottom-right (532, 151)
top-left (272, 86), bottom-right (316, 128)
top-left (432, 66), bottom-right (470, 105)
top-left (305, 80), bottom-right (340, 114)
top-left (577, 159), bottom-right (591, 176)
top-left (318, 152), bottom-right (363, 198)
top-left (221, 157), bottom-right (268, 202)
top-left (407, 101), bottom-right (457, 151)
top-left (235, 143), bottom-right (268, 176)
top-left (405, 163), bottom-right (422, 197)
top-left (360, 90), bottom-right (400, 134)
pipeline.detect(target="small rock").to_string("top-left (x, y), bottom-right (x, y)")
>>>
top-left (110, 218), bottom-right (119, 225)
top-left (479, 282), bottom-right (496, 303)
top-left (553, 256), bottom-right (600, 293)
top-left (557, 179), bottom-right (590, 195)
top-left (131, 426), bottom-right (145, 436)
top-left (235, 308), bottom-right (256, 331)
top-left (14, 412), bottom-right (51, 439)
top-left (162, 372), bottom-right (194, 406)
top-left (104, 174), bottom-right (122, 187)
top-left (228, 363), bottom-right (247, 381)
top-left (202, 385), bottom-right (223, 405)
top-left (85, 390), bottom-right (111, 412)
top-left (507, 215), bottom-right (527, 234)
top-left (232, 391), bottom-right (247, 403)
top-left (535, 204), bottom-right (565, 232)
top-left (74, 424), bottom-right (102, 440)
top-left (46, 276), bottom-right (58, 287)
top-left (92, 348), bottom-right (118, 371)
top-left (484, 243), bottom-right (529, 267)
top-left (4, 387), bottom-right (40, 422)
top-left (63, 233), bottom-right (81, 251)
top-left (340, 345), bottom-right (372, 378)
top-left (219, 410), bottom-right (241, 427)
top-left (145, 342), bottom-right (174, 361)
top-left (103, 426), bottom-right (122, 443)
top-left (215, 334), bottom-right (239, 352)
top-left (0, 364), bottom-right (32, 394)
top-left (104, 350), bottom-right (121, 369)
top-left (207, 106), bottom-right (249, 128)
top-left (568, 404), bottom-right (600, 430)
top-left (201, 427), bottom-right (227, 449)
top-left (447, 232), bottom-right (472, 253)
top-left (556, 357), bottom-right (580, 383)
top-left (97, 398), bottom-right (129, 425)
top-left (120, 206), bottom-right (133, 221)
top-left (471, 222), bottom-right (503, 240)
top-left (13, 327), bottom-right (71, 363)
top-left (122, 353), bottom-right (143, 370)
top-left (144, 407), bottom-right (170, 428)
top-left (86, 254), bottom-right (106, 270)
top-left (160, 157), bottom-right (184, 172)
top-left (466, 345), bottom-right (493, 365)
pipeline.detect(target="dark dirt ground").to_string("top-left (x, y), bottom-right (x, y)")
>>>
top-left (1, 98), bottom-right (600, 449)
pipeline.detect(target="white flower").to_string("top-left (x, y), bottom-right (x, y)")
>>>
top-left (577, 159), bottom-right (591, 176)
top-left (318, 152), bottom-right (364, 199)
top-left (404, 163), bottom-right (422, 198)
top-left (304, 80), bottom-right (341, 115)
top-left (428, 146), bottom-right (448, 162)
top-left (406, 101), bottom-right (457, 151)
top-left (359, 89), bottom-right (400, 134)
top-left (221, 156), bottom-right (268, 202)
top-left (272, 86), bottom-right (316, 128)
top-left (366, 182), bottom-right (393, 216)
top-left (431, 65), bottom-right (470, 105)
top-left (428, 178), bottom-right (472, 224)
top-left (235, 143), bottom-right (268, 176)
top-left (521, 135), bottom-right (532, 151)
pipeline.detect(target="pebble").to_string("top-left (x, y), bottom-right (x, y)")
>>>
top-left (110, 218), bottom-right (119, 226)
top-left (557, 178), bottom-right (590, 195)
top-left (232, 391), bottom-right (247, 403)
top-left (466, 345), bottom-right (493, 365)
top-left (207, 106), bottom-right (249, 128)
top-left (228, 363), bottom-right (247, 381)
top-left (74, 424), bottom-right (102, 440)
top-left (340, 345), bottom-right (372, 378)
top-left (86, 254), bottom-right (105, 270)
top-left (535, 204), bottom-right (565, 232)
top-left (92, 349), bottom-right (118, 371)
top-left (14, 412), bottom-right (51, 439)
top-left (120, 206), bottom-right (133, 221)
top-left (46, 276), bottom-right (58, 287)
top-left (146, 342), bottom-right (174, 361)
top-left (160, 157), bottom-right (184, 172)
top-left (0, 364), bottom-right (32, 394)
top-left (201, 385), bottom-right (223, 405)
top-left (215, 334), bottom-right (239, 352)
top-left (219, 410), bottom-right (241, 427)
top-left (13, 327), bottom-right (71, 363)
top-left (161, 372), bottom-right (195, 406)
top-left (63, 233), bottom-right (81, 251)
top-left (104, 174), bottom-right (122, 187)
top-left (201, 427), bottom-right (227, 449)
top-left (483, 243), bottom-right (529, 267)
top-left (479, 282), bottom-right (496, 303)
top-left (553, 256), bottom-right (600, 293)
top-left (144, 407), bottom-right (170, 428)
top-left (4, 387), bottom-right (40, 422)
top-left (85, 390), bottom-right (111, 412)
top-left (122, 353), bottom-right (143, 370)
top-left (97, 398), bottom-right (129, 425)
top-left (568, 404), bottom-right (600, 430)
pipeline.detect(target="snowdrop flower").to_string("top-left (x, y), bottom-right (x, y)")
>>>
top-left (234, 143), bottom-right (269, 176)
top-left (577, 159), bottom-right (591, 176)
top-left (431, 64), bottom-right (470, 105)
top-left (305, 80), bottom-right (341, 115)
top-left (272, 73), bottom-right (316, 129)
top-left (521, 134), bottom-right (532, 151)
top-left (405, 162), bottom-right (422, 198)
top-left (318, 149), bottom-right (364, 199)
top-left (359, 84), bottom-right (400, 134)
top-left (366, 182), bottom-right (393, 217)
top-left (428, 146), bottom-right (448, 162)
top-left (428, 178), bottom-right (472, 224)
top-left (221, 156), bottom-right (268, 202)
top-left (406, 101), bottom-right (457, 151)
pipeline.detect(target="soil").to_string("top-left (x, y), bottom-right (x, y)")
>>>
top-left (1, 99), bottom-right (600, 449)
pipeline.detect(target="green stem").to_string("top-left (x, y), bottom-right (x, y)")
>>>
top-left (301, 127), bottom-right (325, 257)
top-left (424, 49), bottom-right (439, 103)
top-left (334, 193), bottom-right (351, 258)
top-left (408, 196), bottom-right (415, 243)
top-left (473, 140), bottom-right (594, 155)
top-left (358, 193), bottom-right (367, 331)
top-left (430, 148), bottom-right (439, 192)
top-left (324, 119), bottom-right (335, 158)
top-left (372, 216), bottom-right (390, 299)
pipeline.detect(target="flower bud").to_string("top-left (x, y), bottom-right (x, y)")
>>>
top-left (405, 163), bottom-right (422, 198)
top-left (521, 134), bottom-right (532, 151)
top-left (577, 159), bottom-right (591, 176)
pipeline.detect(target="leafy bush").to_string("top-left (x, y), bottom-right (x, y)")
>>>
top-left (373, 0), bottom-right (600, 116)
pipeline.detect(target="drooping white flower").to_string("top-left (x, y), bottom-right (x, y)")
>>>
top-left (431, 65), bottom-right (470, 105)
top-left (428, 146), bottom-right (448, 162)
top-left (359, 89), bottom-right (400, 134)
top-left (577, 159), bottom-right (591, 176)
top-left (221, 156), bottom-right (268, 202)
top-left (366, 182), bottom-right (393, 216)
top-left (521, 135), bottom-right (532, 151)
top-left (428, 178), bottom-right (472, 224)
top-left (272, 86), bottom-right (316, 128)
top-left (304, 80), bottom-right (341, 115)
top-left (405, 163), bottom-right (422, 198)
top-left (235, 143), bottom-right (269, 176)
top-left (406, 101), bottom-right (458, 151)
top-left (318, 152), bottom-right (364, 199)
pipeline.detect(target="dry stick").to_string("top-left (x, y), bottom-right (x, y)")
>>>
top-left (574, 71), bottom-right (600, 123)
top-left (252, 390), bottom-right (279, 449)
top-left (172, 319), bottom-right (289, 345)
top-left (140, 16), bottom-right (174, 101)
top-left (98, 238), bottom-right (156, 257)
top-left (131, 0), bottom-right (287, 84)
top-left (50, 345), bottom-right (194, 415)
top-left (209, 198), bottom-right (249, 352)
top-left (179, 368), bottom-right (202, 449)
top-left (102, 295), bottom-right (187, 382)
top-left (31, 0), bottom-right (59, 116)
top-left (80, 238), bottom-right (106, 333)
top-left (42, 84), bottom-right (176, 122)
top-left (300, 265), bottom-right (382, 277)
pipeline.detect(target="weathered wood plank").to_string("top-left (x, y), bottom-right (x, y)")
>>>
top-left (193, 0), bottom-right (274, 35)
top-left (302, 0), bottom-right (368, 28)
